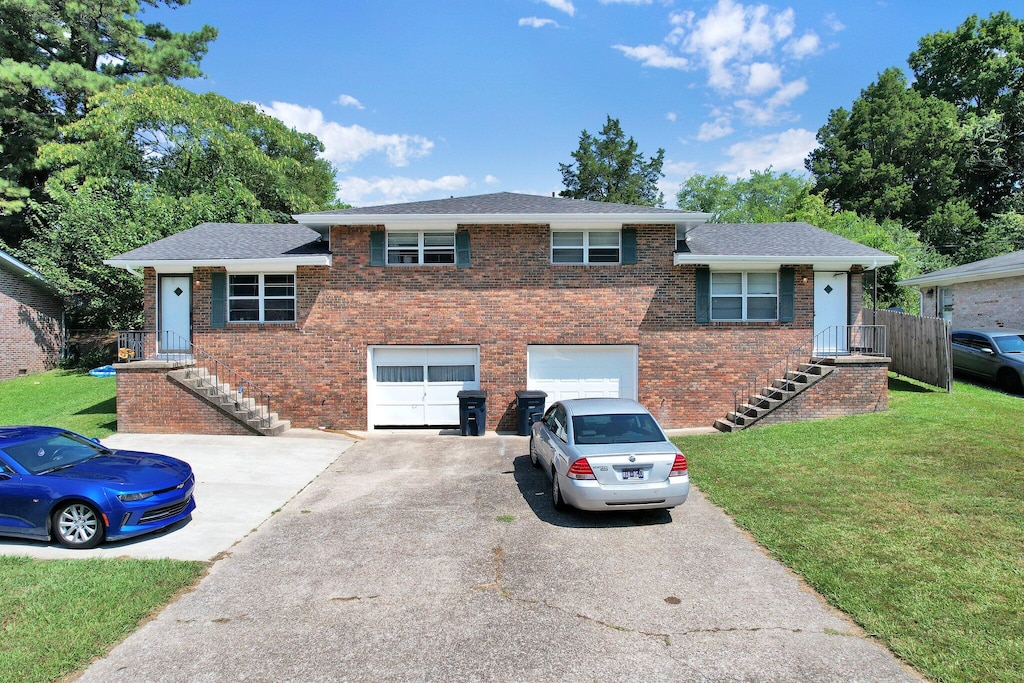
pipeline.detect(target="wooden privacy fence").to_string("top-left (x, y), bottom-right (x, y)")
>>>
top-left (862, 308), bottom-right (952, 391)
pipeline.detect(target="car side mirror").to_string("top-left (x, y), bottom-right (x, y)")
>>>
top-left (982, 348), bottom-right (995, 354)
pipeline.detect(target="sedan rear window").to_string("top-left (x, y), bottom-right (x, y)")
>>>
top-left (572, 413), bottom-right (665, 445)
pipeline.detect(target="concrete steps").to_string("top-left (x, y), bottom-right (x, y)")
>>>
top-left (167, 368), bottom-right (291, 436)
top-left (714, 363), bottom-right (834, 432)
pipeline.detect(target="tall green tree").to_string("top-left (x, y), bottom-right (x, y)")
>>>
top-left (20, 84), bottom-right (338, 328)
top-left (676, 168), bottom-right (809, 223)
top-left (0, 0), bottom-right (217, 241)
top-left (559, 116), bottom-right (666, 207)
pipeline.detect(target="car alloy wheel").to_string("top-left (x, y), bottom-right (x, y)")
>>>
top-left (551, 468), bottom-right (567, 511)
top-left (529, 437), bottom-right (540, 468)
top-left (53, 502), bottom-right (105, 549)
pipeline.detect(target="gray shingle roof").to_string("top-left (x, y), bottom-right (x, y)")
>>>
top-left (108, 223), bottom-right (328, 262)
top-left (300, 192), bottom-right (692, 217)
top-left (899, 249), bottom-right (1024, 286)
top-left (681, 223), bottom-right (894, 259)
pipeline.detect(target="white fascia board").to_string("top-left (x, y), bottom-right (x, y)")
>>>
top-left (0, 249), bottom-right (47, 282)
top-left (103, 255), bottom-right (332, 274)
top-left (673, 254), bottom-right (898, 270)
top-left (294, 212), bottom-right (709, 227)
top-left (898, 265), bottom-right (1024, 288)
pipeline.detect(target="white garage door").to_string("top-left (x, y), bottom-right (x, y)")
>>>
top-left (527, 345), bottom-right (638, 407)
top-left (370, 346), bottom-right (480, 427)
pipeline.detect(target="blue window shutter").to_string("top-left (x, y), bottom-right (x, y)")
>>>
top-left (621, 228), bottom-right (637, 264)
top-left (779, 267), bottom-right (795, 322)
top-left (456, 232), bottom-right (471, 268)
top-left (210, 272), bottom-right (226, 328)
top-left (370, 231), bottom-right (385, 266)
top-left (695, 267), bottom-right (710, 323)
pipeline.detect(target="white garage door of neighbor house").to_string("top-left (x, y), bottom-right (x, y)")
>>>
top-left (527, 345), bottom-right (638, 407)
top-left (370, 346), bottom-right (480, 427)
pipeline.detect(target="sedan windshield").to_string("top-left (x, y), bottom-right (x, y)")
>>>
top-left (572, 413), bottom-right (665, 445)
top-left (0, 432), bottom-right (106, 475)
top-left (993, 334), bottom-right (1024, 353)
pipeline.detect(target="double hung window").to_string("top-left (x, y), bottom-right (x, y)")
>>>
top-left (551, 230), bottom-right (621, 264)
top-left (710, 272), bottom-right (778, 321)
top-left (228, 274), bottom-right (296, 323)
top-left (387, 231), bottom-right (456, 265)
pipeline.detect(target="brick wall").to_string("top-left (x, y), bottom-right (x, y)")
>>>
top-left (755, 358), bottom-right (890, 428)
top-left (950, 276), bottom-right (1024, 329)
top-left (115, 362), bottom-right (255, 435)
top-left (0, 267), bottom-right (62, 380)
top-left (126, 222), bottom-right (884, 432)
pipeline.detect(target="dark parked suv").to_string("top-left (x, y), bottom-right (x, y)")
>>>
top-left (951, 329), bottom-right (1024, 393)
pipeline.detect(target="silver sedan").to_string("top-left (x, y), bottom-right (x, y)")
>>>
top-left (529, 398), bottom-right (689, 512)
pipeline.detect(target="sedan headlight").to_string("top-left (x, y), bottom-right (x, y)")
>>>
top-left (117, 491), bottom-right (154, 502)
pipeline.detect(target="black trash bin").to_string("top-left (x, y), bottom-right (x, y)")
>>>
top-left (457, 390), bottom-right (488, 436)
top-left (514, 390), bottom-right (548, 436)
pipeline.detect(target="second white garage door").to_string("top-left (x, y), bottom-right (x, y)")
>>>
top-left (527, 345), bottom-right (638, 406)
top-left (370, 346), bottom-right (480, 427)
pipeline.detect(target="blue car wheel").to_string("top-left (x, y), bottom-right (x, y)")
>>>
top-left (53, 502), bottom-right (105, 549)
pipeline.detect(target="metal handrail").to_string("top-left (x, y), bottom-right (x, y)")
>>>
top-left (731, 325), bottom-right (887, 419)
top-left (116, 330), bottom-right (273, 429)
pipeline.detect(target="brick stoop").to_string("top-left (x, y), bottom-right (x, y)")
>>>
top-left (714, 361), bottom-right (835, 432)
top-left (166, 368), bottom-right (291, 436)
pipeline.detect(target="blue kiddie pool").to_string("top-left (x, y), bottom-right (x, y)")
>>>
top-left (88, 365), bottom-right (116, 378)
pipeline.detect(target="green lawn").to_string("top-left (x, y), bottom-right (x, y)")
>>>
top-left (0, 370), bottom-right (206, 683)
top-left (0, 369), bottom-right (117, 436)
top-left (673, 376), bottom-right (1024, 683)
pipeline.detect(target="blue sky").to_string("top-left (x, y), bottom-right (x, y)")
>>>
top-left (149, 0), bottom-right (1015, 208)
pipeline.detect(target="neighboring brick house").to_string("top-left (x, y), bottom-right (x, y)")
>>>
top-left (105, 192), bottom-right (897, 434)
top-left (0, 249), bottom-right (63, 380)
top-left (899, 250), bottom-right (1024, 329)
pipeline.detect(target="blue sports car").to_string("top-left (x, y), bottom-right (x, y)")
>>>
top-left (0, 426), bottom-right (195, 549)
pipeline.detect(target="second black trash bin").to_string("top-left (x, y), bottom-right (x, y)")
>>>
top-left (457, 390), bottom-right (487, 436)
top-left (514, 390), bottom-right (548, 436)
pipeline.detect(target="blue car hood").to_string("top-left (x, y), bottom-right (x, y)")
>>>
top-left (49, 451), bottom-right (191, 487)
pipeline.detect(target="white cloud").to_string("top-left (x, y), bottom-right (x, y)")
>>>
top-left (785, 32), bottom-right (821, 59)
top-left (484, 174), bottom-right (500, 185)
top-left (666, 112), bottom-right (677, 122)
top-left (746, 62), bottom-right (781, 94)
top-left (696, 118), bottom-right (734, 141)
top-left (824, 13), bottom-right (845, 33)
top-left (519, 16), bottom-right (559, 28)
top-left (716, 128), bottom-right (816, 177)
top-left (252, 101), bottom-right (432, 169)
top-left (612, 44), bottom-right (689, 70)
top-left (735, 78), bottom-right (807, 125)
top-left (767, 78), bottom-right (808, 108)
top-left (538, 0), bottom-right (574, 16)
top-left (338, 175), bottom-right (470, 206)
top-left (336, 94), bottom-right (365, 109)
top-left (663, 159), bottom-right (699, 176)
top-left (599, 0), bottom-right (653, 4)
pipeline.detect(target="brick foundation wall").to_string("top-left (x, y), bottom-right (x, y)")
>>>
top-left (115, 362), bottom-right (255, 435)
top-left (123, 222), bottom-right (886, 433)
top-left (0, 268), bottom-right (62, 380)
top-left (755, 358), bottom-right (890, 428)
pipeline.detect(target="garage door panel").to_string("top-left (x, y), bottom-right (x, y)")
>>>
top-left (527, 345), bottom-right (637, 407)
top-left (371, 347), bottom-right (479, 427)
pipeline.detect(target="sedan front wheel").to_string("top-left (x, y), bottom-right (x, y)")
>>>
top-left (52, 502), bottom-right (105, 549)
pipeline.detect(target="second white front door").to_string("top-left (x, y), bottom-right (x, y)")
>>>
top-left (158, 275), bottom-right (191, 353)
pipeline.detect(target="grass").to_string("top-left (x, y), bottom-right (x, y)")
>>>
top-left (673, 376), bottom-right (1024, 683)
top-left (1, 370), bottom-right (206, 683)
top-left (0, 369), bottom-right (117, 436)
top-left (0, 557), bottom-right (206, 682)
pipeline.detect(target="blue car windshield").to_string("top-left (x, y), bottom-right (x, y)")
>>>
top-left (572, 413), bottom-right (665, 445)
top-left (994, 334), bottom-right (1024, 353)
top-left (1, 432), bottom-right (105, 475)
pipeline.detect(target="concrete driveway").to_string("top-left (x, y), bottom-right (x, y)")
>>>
top-left (77, 432), bottom-right (919, 682)
top-left (0, 430), bottom-right (353, 561)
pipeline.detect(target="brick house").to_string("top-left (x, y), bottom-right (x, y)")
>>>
top-left (105, 192), bottom-right (897, 434)
top-left (899, 249), bottom-right (1024, 328)
top-left (0, 249), bottom-right (63, 380)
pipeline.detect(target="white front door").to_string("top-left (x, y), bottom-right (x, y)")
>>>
top-left (370, 346), bottom-right (480, 427)
top-left (814, 272), bottom-right (848, 353)
top-left (527, 345), bottom-right (638, 409)
top-left (159, 275), bottom-right (191, 353)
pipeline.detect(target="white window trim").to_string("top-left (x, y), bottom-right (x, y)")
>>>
top-left (550, 229), bottom-right (621, 265)
top-left (228, 273), bottom-right (296, 324)
top-left (386, 230), bottom-right (456, 266)
top-left (710, 271), bottom-right (780, 322)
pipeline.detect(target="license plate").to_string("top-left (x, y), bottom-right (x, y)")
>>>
top-left (622, 468), bottom-right (645, 480)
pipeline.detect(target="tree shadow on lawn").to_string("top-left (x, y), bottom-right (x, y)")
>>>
top-left (511, 454), bottom-right (674, 529)
top-left (74, 396), bottom-right (116, 415)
